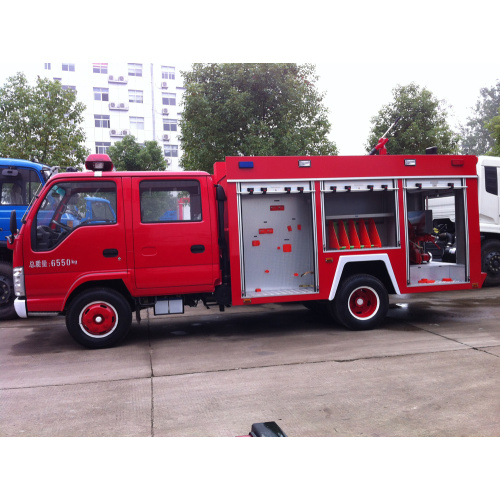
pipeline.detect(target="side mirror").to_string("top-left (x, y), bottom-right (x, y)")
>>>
top-left (10, 210), bottom-right (17, 236)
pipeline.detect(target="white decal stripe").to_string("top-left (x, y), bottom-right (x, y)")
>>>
top-left (329, 254), bottom-right (400, 300)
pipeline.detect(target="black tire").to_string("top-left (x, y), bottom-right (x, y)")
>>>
top-left (0, 261), bottom-right (17, 320)
top-left (65, 288), bottom-right (132, 348)
top-left (481, 240), bottom-right (500, 287)
top-left (329, 274), bottom-right (388, 330)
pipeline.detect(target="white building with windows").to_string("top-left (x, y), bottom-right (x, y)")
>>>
top-left (30, 62), bottom-right (185, 170)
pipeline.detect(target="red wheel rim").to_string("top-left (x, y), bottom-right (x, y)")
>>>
top-left (79, 301), bottom-right (118, 337)
top-left (348, 286), bottom-right (379, 320)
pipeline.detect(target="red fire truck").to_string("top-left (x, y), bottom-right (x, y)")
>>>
top-left (8, 153), bottom-right (486, 348)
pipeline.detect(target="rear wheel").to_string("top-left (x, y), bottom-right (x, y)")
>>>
top-left (66, 288), bottom-right (131, 348)
top-left (0, 262), bottom-right (16, 320)
top-left (330, 274), bottom-right (388, 330)
top-left (481, 240), bottom-right (500, 286)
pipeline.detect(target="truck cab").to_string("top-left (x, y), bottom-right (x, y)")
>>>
top-left (12, 165), bottom-right (221, 347)
top-left (477, 156), bottom-right (500, 285)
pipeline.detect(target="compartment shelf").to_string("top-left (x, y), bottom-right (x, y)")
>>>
top-left (325, 213), bottom-right (394, 220)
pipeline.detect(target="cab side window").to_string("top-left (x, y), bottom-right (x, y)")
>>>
top-left (139, 180), bottom-right (202, 223)
top-left (484, 166), bottom-right (498, 196)
top-left (33, 181), bottom-right (117, 251)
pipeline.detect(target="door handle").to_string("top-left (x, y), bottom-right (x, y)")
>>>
top-left (191, 245), bottom-right (205, 254)
top-left (103, 248), bottom-right (119, 257)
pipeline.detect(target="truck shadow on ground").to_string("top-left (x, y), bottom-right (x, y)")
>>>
top-left (9, 297), bottom-right (490, 357)
top-left (131, 302), bottom-right (468, 345)
top-left (9, 321), bottom-right (83, 356)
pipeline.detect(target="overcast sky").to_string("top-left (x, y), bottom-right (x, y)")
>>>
top-left (2, 1), bottom-right (499, 156)
top-left (1, 61), bottom-right (497, 156)
top-left (315, 62), bottom-right (499, 154)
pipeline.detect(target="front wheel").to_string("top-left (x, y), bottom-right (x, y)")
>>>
top-left (66, 288), bottom-right (132, 348)
top-left (330, 274), bottom-right (388, 330)
top-left (481, 240), bottom-right (500, 287)
top-left (0, 261), bottom-right (17, 320)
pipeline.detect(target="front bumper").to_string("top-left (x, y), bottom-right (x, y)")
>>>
top-left (14, 298), bottom-right (27, 318)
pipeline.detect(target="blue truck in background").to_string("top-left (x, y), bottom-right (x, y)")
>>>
top-left (0, 158), bottom-right (53, 319)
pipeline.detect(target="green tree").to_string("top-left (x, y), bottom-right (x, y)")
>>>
top-left (0, 72), bottom-right (89, 166)
top-left (366, 83), bottom-right (459, 155)
top-left (179, 63), bottom-right (337, 173)
top-left (460, 81), bottom-right (500, 155)
top-left (107, 134), bottom-right (166, 171)
top-left (485, 107), bottom-right (500, 156)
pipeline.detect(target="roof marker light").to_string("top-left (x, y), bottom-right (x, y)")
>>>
top-left (85, 154), bottom-right (115, 172)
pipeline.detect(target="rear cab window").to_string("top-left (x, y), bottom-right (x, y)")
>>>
top-left (139, 179), bottom-right (202, 223)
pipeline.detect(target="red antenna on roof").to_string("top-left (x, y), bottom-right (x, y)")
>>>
top-left (369, 116), bottom-right (401, 155)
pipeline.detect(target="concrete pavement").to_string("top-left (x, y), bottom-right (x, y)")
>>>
top-left (1, 288), bottom-right (499, 436)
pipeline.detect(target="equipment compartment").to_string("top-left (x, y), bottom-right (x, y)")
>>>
top-left (238, 182), bottom-right (318, 298)
top-left (322, 179), bottom-right (398, 250)
top-left (405, 178), bottom-right (469, 286)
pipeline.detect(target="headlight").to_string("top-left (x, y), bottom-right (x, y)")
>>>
top-left (13, 267), bottom-right (25, 296)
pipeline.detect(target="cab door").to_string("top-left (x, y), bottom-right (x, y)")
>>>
top-left (131, 176), bottom-right (217, 293)
top-left (23, 178), bottom-right (126, 312)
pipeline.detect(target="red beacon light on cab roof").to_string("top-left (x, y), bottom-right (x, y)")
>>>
top-left (85, 154), bottom-right (115, 172)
